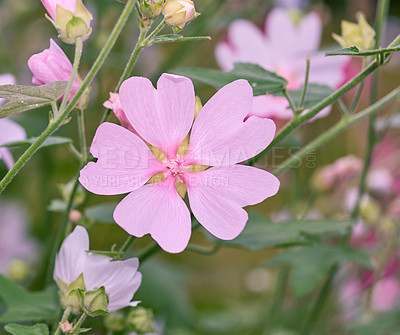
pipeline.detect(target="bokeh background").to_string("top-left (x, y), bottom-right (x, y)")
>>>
top-left (1, 0), bottom-right (400, 334)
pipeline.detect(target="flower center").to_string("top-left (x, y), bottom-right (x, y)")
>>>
top-left (166, 156), bottom-right (186, 177)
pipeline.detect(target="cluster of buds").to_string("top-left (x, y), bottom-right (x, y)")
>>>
top-left (139, 0), bottom-right (199, 31)
top-left (40, 0), bottom-right (93, 44)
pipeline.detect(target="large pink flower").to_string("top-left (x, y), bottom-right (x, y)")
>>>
top-left (215, 8), bottom-right (349, 119)
top-left (0, 74), bottom-right (26, 169)
top-left (40, 0), bottom-right (77, 20)
top-left (80, 74), bottom-right (280, 253)
top-left (28, 39), bottom-right (81, 101)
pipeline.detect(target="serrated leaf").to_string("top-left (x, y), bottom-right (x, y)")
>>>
top-left (0, 81), bottom-right (67, 118)
top-left (0, 275), bottom-right (60, 323)
top-left (173, 62), bottom-right (287, 95)
top-left (265, 245), bottom-right (371, 298)
top-left (211, 212), bottom-right (350, 251)
top-left (153, 34), bottom-right (211, 43)
top-left (1, 136), bottom-right (72, 148)
top-left (84, 202), bottom-right (118, 224)
top-left (326, 45), bottom-right (400, 56)
top-left (4, 323), bottom-right (49, 335)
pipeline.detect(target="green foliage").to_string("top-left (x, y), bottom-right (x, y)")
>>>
top-left (326, 45), bottom-right (400, 56)
top-left (211, 212), bottom-right (350, 251)
top-left (0, 136), bottom-right (72, 148)
top-left (0, 275), bottom-right (60, 323)
top-left (4, 323), bottom-right (49, 335)
top-left (84, 202), bottom-right (118, 224)
top-left (173, 62), bottom-right (288, 95)
top-left (265, 245), bottom-right (371, 298)
top-left (153, 34), bottom-right (211, 44)
top-left (286, 84), bottom-right (334, 111)
top-left (0, 82), bottom-right (67, 118)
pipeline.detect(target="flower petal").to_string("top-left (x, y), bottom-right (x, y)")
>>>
top-left (250, 95), bottom-right (293, 119)
top-left (119, 74), bottom-right (195, 158)
top-left (185, 165), bottom-right (280, 240)
top-left (79, 122), bottom-right (165, 195)
top-left (54, 226), bottom-right (88, 284)
top-left (113, 180), bottom-right (192, 253)
top-left (187, 80), bottom-right (276, 166)
top-left (84, 255), bottom-right (142, 312)
top-left (0, 118), bottom-right (26, 145)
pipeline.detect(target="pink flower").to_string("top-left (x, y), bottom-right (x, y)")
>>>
top-left (40, 0), bottom-right (78, 21)
top-left (28, 39), bottom-right (81, 101)
top-left (54, 226), bottom-right (142, 312)
top-left (79, 74), bottom-right (280, 253)
top-left (0, 74), bottom-right (26, 169)
top-left (371, 277), bottom-right (400, 311)
top-left (103, 93), bottom-right (139, 136)
top-left (215, 8), bottom-right (349, 119)
top-left (0, 202), bottom-right (37, 274)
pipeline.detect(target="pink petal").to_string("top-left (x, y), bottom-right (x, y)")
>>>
top-left (113, 180), bottom-right (192, 253)
top-left (187, 80), bottom-right (276, 166)
top-left (0, 119), bottom-right (26, 169)
top-left (184, 165), bottom-right (280, 240)
top-left (79, 122), bottom-right (165, 195)
top-left (215, 42), bottom-right (237, 72)
top-left (250, 95), bottom-right (293, 119)
top-left (119, 74), bottom-right (195, 159)
top-left (40, 0), bottom-right (77, 20)
top-left (84, 255), bottom-right (142, 312)
top-left (371, 277), bottom-right (400, 311)
top-left (53, 225), bottom-right (88, 284)
top-left (294, 12), bottom-right (322, 54)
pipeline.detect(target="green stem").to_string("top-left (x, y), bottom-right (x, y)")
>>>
top-left (77, 109), bottom-right (87, 162)
top-left (269, 267), bottom-right (289, 323)
top-left (273, 86), bottom-right (400, 176)
top-left (283, 89), bottom-right (296, 113)
top-left (54, 306), bottom-right (72, 335)
top-left (142, 19), bottom-right (166, 46)
top-left (187, 243), bottom-right (220, 255)
top-left (71, 312), bottom-right (87, 334)
top-left (298, 57), bottom-right (310, 110)
top-left (119, 235), bottom-right (136, 254)
top-left (0, 0), bottom-right (137, 194)
top-left (300, 265), bottom-right (338, 335)
top-left (138, 243), bottom-right (161, 263)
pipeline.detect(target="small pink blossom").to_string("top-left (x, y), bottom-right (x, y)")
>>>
top-left (80, 74), bottom-right (280, 253)
top-left (0, 74), bottom-right (26, 169)
top-left (59, 320), bottom-right (73, 333)
top-left (371, 277), bottom-right (400, 311)
top-left (28, 39), bottom-right (81, 101)
top-left (54, 226), bottom-right (142, 312)
top-left (40, 0), bottom-right (78, 21)
top-left (215, 8), bottom-right (349, 119)
top-left (0, 202), bottom-right (37, 274)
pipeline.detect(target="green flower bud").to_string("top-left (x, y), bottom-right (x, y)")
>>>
top-left (359, 196), bottom-right (381, 224)
top-left (140, 0), bottom-right (164, 18)
top-left (332, 12), bottom-right (375, 50)
top-left (58, 274), bottom-right (86, 315)
top-left (104, 311), bottom-right (125, 332)
top-left (7, 260), bottom-right (30, 282)
top-left (127, 307), bottom-right (155, 334)
top-left (78, 286), bottom-right (109, 317)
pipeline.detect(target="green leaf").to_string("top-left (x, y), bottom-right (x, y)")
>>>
top-left (4, 323), bottom-right (49, 335)
top-left (326, 45), bottom-right (400, 56)
top-left (1, 136), bottom-right (72, 148)
top-left (0, 81), bottom-right (68, 118)
top-left (153, 34), bottom-right (211, 44)
top-left (0, 275), bottom-right (60, 323)
top-left (212, 212), bottom-right (350, 251)
top-left (84, 202), bottom-right (118, 224)
top-left (172, 63), bottom-right (287, 95)
top-left (265, 245), bottom-right (371, 298)
top-left (285, 84), bottom-right (334, 111)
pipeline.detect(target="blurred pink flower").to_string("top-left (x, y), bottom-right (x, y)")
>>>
top-left (40, 0), bottom-right (78, 20)
top-left (80, 74), bottom-right (280, 253)
top-left (28, 39), bottom-right (81, 101)
top-left (54, 226), bottom-right (142, 312)
top-left (103, 93), bottom-right (139, 136)
top-left (371, 277), bottom-right (400, 311)
top-left (215, 8), bottom-right (349, 119)
top-left (0, 74), bottom-right (26, 169)
top-left (0, 202), bottom-right (37, 274)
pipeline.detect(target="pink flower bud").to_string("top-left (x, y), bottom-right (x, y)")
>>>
top-left (40, 0), bottom-right (77, 21)
top-left (28, 39), bottom-right (81, 101)
top-left (162, 0), bottom-right (199, 30)
top-left (59, 320), bottom-right (73, 333)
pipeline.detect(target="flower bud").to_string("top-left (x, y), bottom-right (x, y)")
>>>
top-left (332, 12), bottom-right (375, 50)
top-left (41, 0), bottom-right (93, 44)
top-left (58, 273), bottom-right (86, 314)
top-left (140, 0), bottom-right (164, 18)
top-left (59, 321), bottom-right (73, 333)
top-left (78, 286), bottom-right (109, 317)
top-left (359, 196), bottom-right (381, 224)
top-left (104, 311), bottom-right (125, 332)
top-left (7, 260), bottom-right (30, 282)
top-left (127, 307), bottom-right (155, 334)
top-left (162, 0), bottom-right (199, 30)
